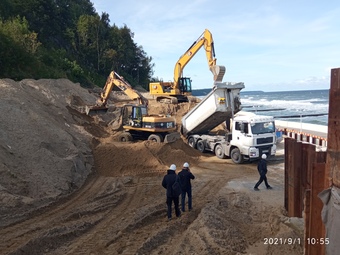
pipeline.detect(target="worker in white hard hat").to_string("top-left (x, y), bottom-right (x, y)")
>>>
top-left (254, 154), bottom-right (272, 191)
top-left (178, 162), bottom-right (195, 212)
top-left (162, 164), bottom-right (181, 220)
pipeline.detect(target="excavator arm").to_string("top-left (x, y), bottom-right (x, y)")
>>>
top-left (86, 71), bottom-right (148, 115)
top-left (149, 29), bottom-right (225, 104)
top-left (98, 71), bottom-right (148, 106)
top-left (174, 29), bottom-right (225, 88)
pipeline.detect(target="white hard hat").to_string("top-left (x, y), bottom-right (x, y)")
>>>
top-left (183, 162), bottom-right (189, 168)
top-left (169, 164), bottom-right (176, 171)
top-left (262, 154), bottom-right (267, 159)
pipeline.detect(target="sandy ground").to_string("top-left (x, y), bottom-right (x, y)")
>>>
top-left (0, 79), bottom-right (303, 254)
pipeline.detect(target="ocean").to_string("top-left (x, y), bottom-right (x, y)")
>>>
top-left (192, 89), bottom-right (329, 126)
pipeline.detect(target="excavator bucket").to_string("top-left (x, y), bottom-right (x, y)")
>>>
top-left (210, 65), bottom-right (226, 82)
top-left (85, 105), bottom-right (109, 116)
top-left (164, 132), bottom-right (181, 143)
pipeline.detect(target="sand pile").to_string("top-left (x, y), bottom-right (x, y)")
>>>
top-left (0, 78), bottom-right (201, 219)
top-left (94, 138), bottom-right (201, 177)
top-left (0, 78), bottom-right (304, 255)
top-left (0, 79), bottom-right (102, 217)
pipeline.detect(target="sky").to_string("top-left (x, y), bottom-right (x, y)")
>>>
top-left (91, 0), bottom-right (340, 92)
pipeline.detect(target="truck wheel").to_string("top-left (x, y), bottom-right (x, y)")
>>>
top-left (196, 140), bottom-right (205, 153)
top-left (118, 132), bottom-right (133, 142)
top-left (215, 144), bottom-right (227, 159)
top-left (188, 137), bottom-right (196, 149)
top-left (231, 148), bottom-right (244, 164)
top-left (148, 134), bottom-right (163, 143)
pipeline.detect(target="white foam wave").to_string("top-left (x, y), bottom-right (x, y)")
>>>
top-left (241, 98), bottom-right (328, 112)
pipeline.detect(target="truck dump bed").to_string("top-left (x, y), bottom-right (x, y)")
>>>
top-left (181, 82), bottom-right (244, 136)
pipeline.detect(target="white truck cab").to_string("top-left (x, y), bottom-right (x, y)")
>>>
top-left (225, 112), bottom-right (277, 163)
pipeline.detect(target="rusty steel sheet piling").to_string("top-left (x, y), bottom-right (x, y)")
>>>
top-left (326, 68), bottom-right (340, 187)
top-left (285, 67), bottom-right (340, 255)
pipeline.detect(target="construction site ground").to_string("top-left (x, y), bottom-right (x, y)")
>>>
top-left (0, 79), bottom-right (303, 255)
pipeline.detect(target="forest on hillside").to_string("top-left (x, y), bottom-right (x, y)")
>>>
top-left (0, 0), bottom-right (154, 89)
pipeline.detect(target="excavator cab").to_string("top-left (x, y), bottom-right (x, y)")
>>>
top-left (179, 77), bottom-right (192, 93)
top-left (122, 105), bottom-right (147, 128)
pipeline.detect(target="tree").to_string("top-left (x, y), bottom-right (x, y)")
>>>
top-left (0, 16), bottom-right (41, 53)
top-left (0, 0), bottom-right (155, 89)
top-left (0, 0), bottom-right (13, 20)
top-left (76, 13), bottom-right (112, 71)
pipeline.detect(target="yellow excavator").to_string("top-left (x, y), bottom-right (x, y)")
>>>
top-left (86, 71), bottom-right (179, 143)
top-left (149, 29), bottom-right (226, 103)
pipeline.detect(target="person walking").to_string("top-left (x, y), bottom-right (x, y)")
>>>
top-left (178, 162), bottom-right (195, 212)
top-left (162, 164), bottom-right (181, 220)
top-left (254, 154), bottom-right (272, 191)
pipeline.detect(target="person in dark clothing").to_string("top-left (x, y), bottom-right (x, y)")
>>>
top-left (254, 154), bottom-right (272, 191)
top-left (162, 164), bottom-right (181, 220)
top-left (178, 162), bottom-right (195, 212)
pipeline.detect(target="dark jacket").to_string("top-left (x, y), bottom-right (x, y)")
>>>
top-left (178, 168), bottom-right (195, 191)
top-left (162, 170), bottom-right (179, 197)
top-left (257, 159), bottom-right (268, 176)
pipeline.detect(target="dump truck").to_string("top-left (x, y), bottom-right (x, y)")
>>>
top-left (181, 82), bottom-right (277, 163)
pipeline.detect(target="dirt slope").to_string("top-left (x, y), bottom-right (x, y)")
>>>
top-left (0, 79), bottom-right (102, 225)
top-left (0, 78), bottom-right (303, 254)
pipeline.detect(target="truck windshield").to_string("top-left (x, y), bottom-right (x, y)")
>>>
top-left (251, 121), bottom-right (275, 134)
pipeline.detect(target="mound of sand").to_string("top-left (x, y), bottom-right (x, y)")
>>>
top-left (0, 78), bottom-right (201, 219)
top-left (94, 138), bottom-right (201, 177)
top-left (0, 78), bottom-right (304, 255)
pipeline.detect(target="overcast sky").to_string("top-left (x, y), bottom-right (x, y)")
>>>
top-left (92, 0), bottom-right (340, 91)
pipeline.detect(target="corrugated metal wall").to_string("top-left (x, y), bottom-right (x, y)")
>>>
top-left (284, 67), bottom-right (340, 255)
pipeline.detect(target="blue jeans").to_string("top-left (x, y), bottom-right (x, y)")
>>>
top-left (181, 188), bottom-right (192, 212)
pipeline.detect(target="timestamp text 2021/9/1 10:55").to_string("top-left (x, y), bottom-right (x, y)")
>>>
top-left (264, 237), bottom-right (330, 245)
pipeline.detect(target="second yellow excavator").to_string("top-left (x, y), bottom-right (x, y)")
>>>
top-left (149, 29), bottom-right (226, 103)
top-left (86, 71), bottom-right (179, 143)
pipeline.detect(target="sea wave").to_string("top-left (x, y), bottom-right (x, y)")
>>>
top-left (195, 89), bottom-right (329, 125)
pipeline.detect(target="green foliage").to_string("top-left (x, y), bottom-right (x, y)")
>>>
top-left (0, 0), bottom-right (13, 20)
top-left (0, 16), bottom-right (41, 53)
top-left (0, 31), bottom-right (31, 78)
top-left (65, 59), bottom-right (84, 76)
top-left (0, 0), bottom-right (154, 90)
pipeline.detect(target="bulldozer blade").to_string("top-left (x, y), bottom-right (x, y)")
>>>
top-left (164, 132), bottom-right (181, 143)
top-left (85, 105), bottom-right (109, 116)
